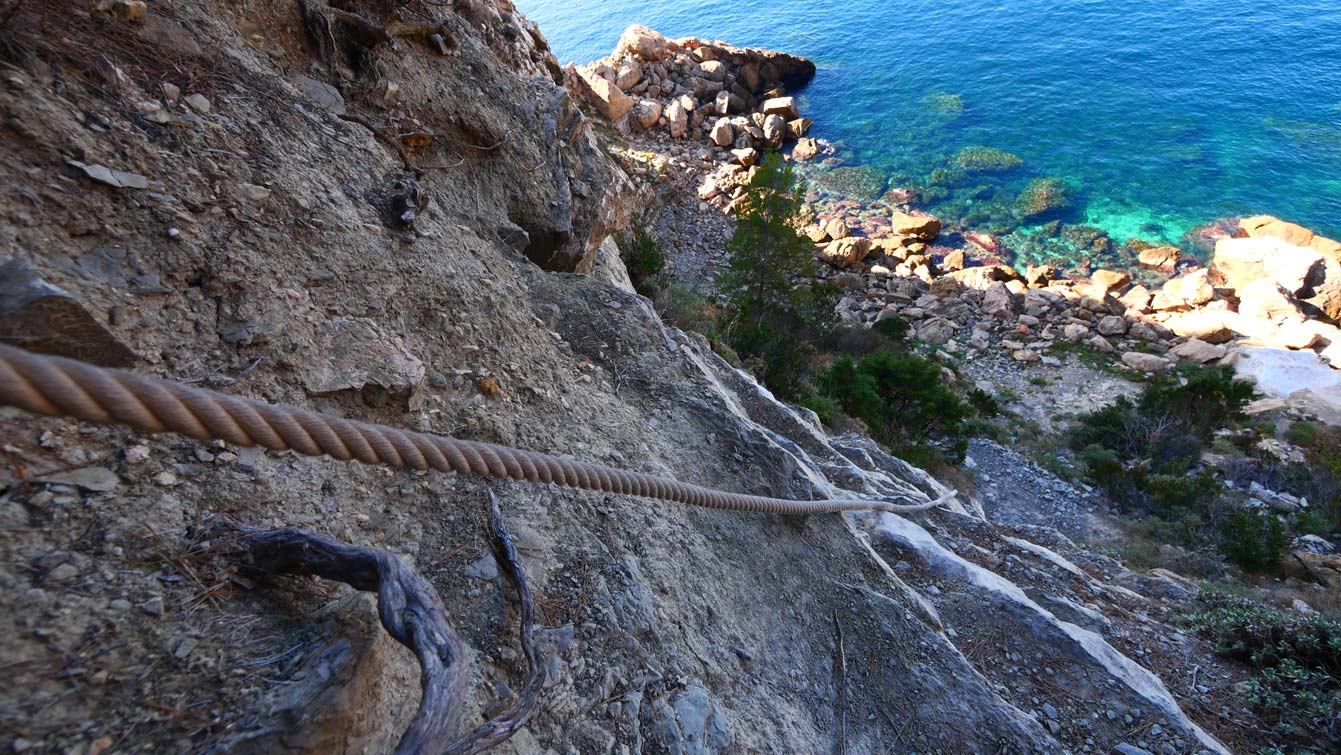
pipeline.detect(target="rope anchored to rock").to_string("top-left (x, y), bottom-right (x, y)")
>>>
top-left (0, 344), bottom-right (952, 514)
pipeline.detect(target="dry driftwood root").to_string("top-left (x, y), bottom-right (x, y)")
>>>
top-left (225, 488), bottom-right (544, 755)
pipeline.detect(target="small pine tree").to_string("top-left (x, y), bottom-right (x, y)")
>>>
top-left (717, 153), bottom-right (835, 397)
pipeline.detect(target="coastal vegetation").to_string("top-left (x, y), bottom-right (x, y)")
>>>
top-left (711, 154), bottom-right (982, 464)
top-left (617, 227), bottom-right (668, 296)
top-left (1190, 596), bottom-right (1341, 749)
top-left (1064, 365), bottom-right (1338, 574)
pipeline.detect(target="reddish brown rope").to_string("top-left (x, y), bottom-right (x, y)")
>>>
top-left (0, 344), bottom-right (951, 514)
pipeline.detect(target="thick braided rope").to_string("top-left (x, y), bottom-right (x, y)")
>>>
top-left (0, 344), bottom-right (949, 514)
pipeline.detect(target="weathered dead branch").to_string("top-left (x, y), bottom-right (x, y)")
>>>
top-left (222, 486), bottom-right (545, 754)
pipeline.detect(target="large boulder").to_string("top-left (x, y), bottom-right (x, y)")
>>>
top-left (1170, 338), bottom-right (1228, 364)
top-left (698, 60), bottom-right (727, 82)
top-left (1237, 280), bottom-right (1305, 322)
top-left (889, 211), bottom-right (941, 241)
top-left (614, 24), bottom-right (674, 61)
top-left (630, 99), bottom-right (662, 130)
top-left (760, 96), bottom-right (799, 121)
top-left (571, 67), bottom-right (633, 121)
top-left (818, 237), bottom-right (872, 268)
top-left (1152, 268), bottom-right (1214, 311)
top-left (1161, 310), bottom-right (1236, 344)
top-left (615, 58), bottom-right (643, 91)
top-left (793, 137), bottom-right (820, 161)
top-left (762, 113), bottom-right (786, 148)
top-left (1089, 269), bottom-right (1131, 295)
top-left (1138, 246), bottom-right (1180, 270)
top-left (1241, 214), bottom-right (1341, 259)
top-left (981, 282), bottom-right (1020, 320)
top-left (1212, 236), bottom-right (1341, 318)
top-left (1231, 347), bottom-right (1341, 411)
top-left (949, 265), bottom-right (1021, 291)
top-left (1121, 352), bottom-right (1171, 372)
top-left (709, 119), bottom-right (733, 147)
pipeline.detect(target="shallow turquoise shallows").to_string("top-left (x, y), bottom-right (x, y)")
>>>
top-left (517, 0), bottom-right (1341, 263)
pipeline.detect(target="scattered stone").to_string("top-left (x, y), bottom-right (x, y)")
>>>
top-left (294, 74), bottom-right (346, 114)
top-left (301, 317), bottom-right (425, 404)
top-left (1121, 352), bottom-right (1171, 372)
top-left (792, 137), bottom-right (820, 161)
top-left (981, 282), bottom-right (1019, 320)
top-left (1138, 246), bottom-right (1180, 269)
top-left (37, 466), bottom-right (120, 492)
top-left (67, 160), bottom-right (148, 189)
top-left (818, 237), bottom-right (872, 269)
top-left (889, 211), bottom-right (941, 241)
top-left (1169, 338), bottom-right (1227, 364)
top-left (1088, 335), bottom-right (1115, 353)
top-left (0, 257), bottom-right (138, 366)
top-left (1063, 323), bottom-right (1089, 342)
top-left (110, 0), bottom-right (148, 22)
top-left (184, 93), bottom-right (211, 113)
top-left (1096, 315), bottom-right (1127, 336)
top-left (709, 119), bottom-right (733, 147)
top-left (760, 96), bottom-right (799, 121)
top-left (1090, 269), bottom-right (1131, 294)
top-left (237, 183), bottom-right (272, 202)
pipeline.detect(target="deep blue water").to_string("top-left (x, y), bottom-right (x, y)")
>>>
top-left (518, 0), bottom-right (1341, 264)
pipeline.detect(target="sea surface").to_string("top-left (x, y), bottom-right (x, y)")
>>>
top-left (517, 0), bottom-right (1341, 265)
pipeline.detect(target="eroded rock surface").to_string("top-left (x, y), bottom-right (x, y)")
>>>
top-left (0, 2), bottom-right (1240, 754)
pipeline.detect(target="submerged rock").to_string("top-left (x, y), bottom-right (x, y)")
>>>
top-left (953, 146), bottom-right (1024, 173)
top-left (1013, 177), bottom-right (1074, 221)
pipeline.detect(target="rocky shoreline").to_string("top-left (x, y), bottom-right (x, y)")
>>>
top-left (564, 26), bottom-right (1341, 419)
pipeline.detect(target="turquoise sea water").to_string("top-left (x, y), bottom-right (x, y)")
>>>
top-left (517, 0), bottom-right (1341, 265)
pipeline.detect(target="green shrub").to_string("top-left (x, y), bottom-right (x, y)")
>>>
top-left (656, 282), bottom-right (719, 335)
top-left (799, 394), bottom-right (840, 426)
top-left (1190, 597), bottom-right (1341, 747)
top-left (1077, 444), bottom-right (1146, 508)
top-left (817, 349), bottom-right (970, 462)
top-left (1146, 471), bottom-right (1221, 515)
top-left (1141, 365), bottom-right (1256, 440)
top-left (871, 316), bottom-right (910, 343)
top-left (1067, 396), bottom-right (1149, 458)
top-left (1149, 433), bottom-right (1205, 474)
top-left (718, 154), bottom-right (836, 399)
top-left (1218, 510), bottom-right (1290, 573)
top-left (968, 388), bottom-right (1001, 418)
top-left (618, 228), bottom-right (667, 296)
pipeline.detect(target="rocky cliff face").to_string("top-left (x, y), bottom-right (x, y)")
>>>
top-left (0, 3), bottom-right (1243, 755)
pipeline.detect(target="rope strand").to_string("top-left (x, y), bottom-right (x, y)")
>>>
top-left (0, 344), bottom-right (951, 515)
